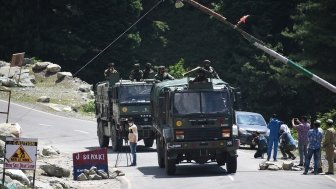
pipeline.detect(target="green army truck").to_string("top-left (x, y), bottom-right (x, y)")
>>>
top-left (151, 71), bottom-right (241, 175)
top-left (95, 75), bottom-right (155, 151)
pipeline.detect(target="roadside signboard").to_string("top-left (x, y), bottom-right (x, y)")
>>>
top-left (4, 137), bottom-right (38, 170)
top-left (72, 148), bottom-right (108, 180)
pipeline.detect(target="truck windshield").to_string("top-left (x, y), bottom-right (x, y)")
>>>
top-left (119, 85), bottom-right (151, 103)
top-left (173, 91), bottom-right (229, 114)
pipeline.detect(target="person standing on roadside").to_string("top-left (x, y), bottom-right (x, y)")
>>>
top-left (292, 116), bottom-right (310, 166)
top-left (267, 114), bottom-right (282, 161)
top-left (128, 117), bottom-right (138, 166)
top-left (303, 120), bottom-right (323, 175)
top-left (322, 119), bottom-right (335, 175)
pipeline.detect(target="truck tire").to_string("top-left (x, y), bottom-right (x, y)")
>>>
top-left (97, 120), bottom-right (109, 147)
top-left (226, 154), bottom-right (237, 173)
top-left (165, 148), bottom-right (176, 175)
top-left (144, 138), bottom-right (154, 147)
top-left (111, 126), bottom-right (122, 152)
top-left (156, 137), bottom-right (165, 168)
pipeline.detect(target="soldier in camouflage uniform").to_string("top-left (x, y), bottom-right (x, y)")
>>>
top-left (143, 62), bottom-right (156, 79)
top-left (202, 59), bottom-right (220, 79)
top-left (129, 64), bottom-right (143, 81)
top-left (104, 63), bottom-right (118, 79)
top-left (154, 66), bottom-right (175, 82)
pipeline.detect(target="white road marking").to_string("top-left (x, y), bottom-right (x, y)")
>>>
top-left (325, 175), bottom-right (336, 183)
top-left (0, 99), bottom-right (95, 123)
top-left (228, 175), bottom-right (234, 181)
top-left (125, 176), bottom-right (132, 189)
top-left (39, 123), bottom-right (53, 127)
top-left (74, 130), bottom-right (89, 134)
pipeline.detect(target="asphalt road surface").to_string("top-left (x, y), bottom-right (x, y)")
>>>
top-left (1, 100), bottom-right (336, 189)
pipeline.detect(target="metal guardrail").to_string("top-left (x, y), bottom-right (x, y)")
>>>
top-left (0, 89), bottom-right (11, 123)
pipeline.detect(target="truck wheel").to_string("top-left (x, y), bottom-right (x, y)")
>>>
top-left (144, 138), bottom-right (154, 147)
top-left (156, 138), bottom-right (165, 168)
top-left (97, 120), bottom-right (109, 147)
top-left (226, 154), bottom-right (237, 173)
top-left (165, 149), bottom-right (176, 175)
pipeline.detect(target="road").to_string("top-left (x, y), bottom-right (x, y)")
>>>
top-left (1, 100), bottom-right (336, 189)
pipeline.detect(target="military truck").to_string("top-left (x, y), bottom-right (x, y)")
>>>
top-left (95, 74), bottom-right (155, 151)
top-left (151, 68), bottom-right (241, 175)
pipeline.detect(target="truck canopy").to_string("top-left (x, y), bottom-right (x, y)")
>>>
top-left (151, 78), bottom-right (229, 104)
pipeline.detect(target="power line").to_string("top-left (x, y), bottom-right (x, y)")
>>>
top-left (74, 0), bottom-right (164, 76)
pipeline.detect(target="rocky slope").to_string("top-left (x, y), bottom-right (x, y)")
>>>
top-left (0, 59), bottom-right (122, 188)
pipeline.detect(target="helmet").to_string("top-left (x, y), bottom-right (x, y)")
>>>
top-left (280, 124), bottom-right (287, 131)
top-left (134, 63), bottom-right (140, 68)
top-left (146, 62), bottom-right (152, 67)
top-left (159, 65), bottom-right (165, 70)
top-left (326, 119), bottom-right (333, 124)
top-left (203, 59), bottom-right (211, 64)
top-left (314, 120), bottom-right (321, 125)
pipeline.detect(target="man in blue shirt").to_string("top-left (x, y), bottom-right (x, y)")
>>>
top-left (279, 124), bottom-right (296, 160)
top-left (267, 114), bottom-right (282, 161)
top-left (303, 120), bottom-right (323, 175)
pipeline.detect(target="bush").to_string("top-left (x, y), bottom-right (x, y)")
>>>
top-left (81, 100), bottom-right (95, 113)
top-left (317, 108), bottom-right (336, 130)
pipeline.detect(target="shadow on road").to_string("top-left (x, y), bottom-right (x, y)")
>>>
top-left (137, 164), bottom-right (231, 178)
top-left (85, 145), bottom-right (156, 154)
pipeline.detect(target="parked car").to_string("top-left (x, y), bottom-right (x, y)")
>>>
top-left (235, 111), bottom-right (268, 149)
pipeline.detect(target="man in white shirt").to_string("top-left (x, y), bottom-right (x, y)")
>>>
top-left (128, 117), bottom-right (138, 166)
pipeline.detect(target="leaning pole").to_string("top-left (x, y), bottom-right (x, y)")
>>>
top-left (176, 0), bottom-right (336, 94)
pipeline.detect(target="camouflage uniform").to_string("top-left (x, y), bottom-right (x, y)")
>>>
top-left (143, 63), bottom-right (155, 79)
top-left (104, 63), bottom-right (118, 79)
top-left (202, 59), bottom-right (220, 79)
top-left (154, 66), bottom-right (174, 82)
top-left (204, 66), bottom-right (219, 79)
top-left (322, 119), bottom-right (335, 174)
top-left (129, 69), bottom-right (143, 81)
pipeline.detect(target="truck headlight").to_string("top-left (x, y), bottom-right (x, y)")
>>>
top-left (232, 124), bottom-right (238, 136)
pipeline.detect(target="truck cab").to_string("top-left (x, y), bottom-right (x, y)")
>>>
top-left (151, 68), bottom-right (240, 175)
top-left (95, 74), bottom-right (154, 151)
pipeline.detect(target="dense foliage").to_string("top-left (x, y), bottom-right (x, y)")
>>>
top-left (1, 0), bottom-right (335, 123)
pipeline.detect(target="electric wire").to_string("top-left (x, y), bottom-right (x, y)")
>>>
top-left (73, 0), bottom-right (164, 77)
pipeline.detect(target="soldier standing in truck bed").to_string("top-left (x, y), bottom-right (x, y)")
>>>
top-left (202, 59), bottom-right (220, 79)
top-left (154, 66), bottom-right (175, 82)
top-left (104, 63), bottom-right (118, 79)
top-left (129, 63), bottom-right (143, 81)
top-left (143, 62), bottom-right (156, 79)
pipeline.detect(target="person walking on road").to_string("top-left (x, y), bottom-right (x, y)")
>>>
top-left (303, 120), bottom-right (323, 175)
top-left (292, 116), bottom-right (310, 166)
top-left (322, 119), bottom-right (335, 175)
top-left (267, 114), bottom-right (282, 161)
top-left (128, 117), bottom-right (138, 166)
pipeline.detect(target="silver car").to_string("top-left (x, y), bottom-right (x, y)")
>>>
top-left (235, 111), bottom-right (268, 149)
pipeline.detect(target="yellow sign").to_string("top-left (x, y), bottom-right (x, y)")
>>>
top-left (122, 107), bottom-right (128, 112)
top-left (10, 145), bottom-right (33, 163)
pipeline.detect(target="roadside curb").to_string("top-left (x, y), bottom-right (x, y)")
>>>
top-left (118, 175), bottom-right (131, 189)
